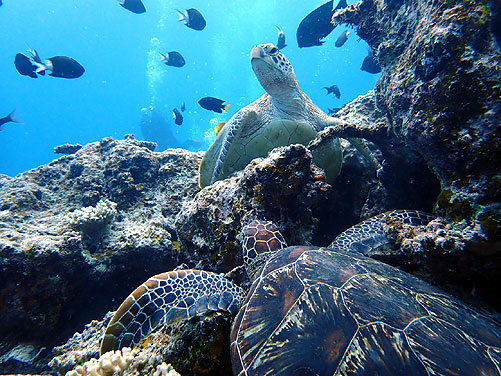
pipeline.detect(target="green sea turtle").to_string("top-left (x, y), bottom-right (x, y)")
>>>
top-left (199, 43), bottom-right (379, 188)
top-left (100, 210), bottom-right (501, 375)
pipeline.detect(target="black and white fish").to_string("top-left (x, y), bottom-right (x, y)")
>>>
top-left (0, 109), bottom-right (22, 130)
top-left (296, 0), bottom-right (347, 48)
top-left (14, 53), bottom-right (38, 78)
top-left (275, 26), bottom-right (287, 49)
top-left (335, 30), bottom-right (350, 47)
top-left (198, 97), bottom-right (229, 113)
top-left (160, 51), bottom-right (186, 67)
top-left (117, 0), bottom-right (145, 14)
top-left (177, 8), bottom-right (206, 31)
top-left (324, 84), bottom-right (341, 98)
top-left (172, 108), bottom-right (183, 125)
top-left (361, 51), bottom-right (381, 73)
top-left (36, 56), bottom-right (85, 79)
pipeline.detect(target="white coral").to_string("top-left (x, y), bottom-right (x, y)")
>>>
top-left (67, 199), bottom-right (117, 234)
top-left (152, 362), bottom-right (181, 376)
top-left (65, 348), bottom-right (135, 376)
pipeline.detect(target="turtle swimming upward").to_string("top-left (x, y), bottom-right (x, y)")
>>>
top-left (199, 43), bottom-right (379, 188)
top-left (100, 210), bottom-right (501, 375)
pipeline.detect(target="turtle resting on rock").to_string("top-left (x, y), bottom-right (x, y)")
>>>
top-left (100, 210), bottom-right (501, 375)
top-left (199, 43), bottom-right (380, 187)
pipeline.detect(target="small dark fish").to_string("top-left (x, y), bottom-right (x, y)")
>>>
top-left (177, 8), bottom-right (206, 31)
top-left (14, 53), bottom-right (38, 78)
top-left (37, 56), bottom-right (85, 79)
top-left (172, 108), bottom-right (183, 125)
top-left (0, 1), bottom-right (3, 7)
top-left (324, 84), bottom-right (341, 98)
top-left (160, 51), bottom-right (185, 67)
top-left (361, 51), bottom-right (381, 73)
top-left (0, 109), bottom-right (22, 129)
top-left (180, 102), bottom-right (186, 112)
top-left (198, 97), bottom-right (229, 113)
top-left (327, 107), bottom-right (341, 116)
top-left (118, 0), bottom-right (145, 14)
top-left (275, 26), bottom-right (287, 49)
top-left (335, 30), bottom-right (350, 47)
top-left (296, 0), bottom-right (347, 48)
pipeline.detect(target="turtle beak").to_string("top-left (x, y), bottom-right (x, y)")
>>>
top-left (250, 45), bottom-right (266, 61)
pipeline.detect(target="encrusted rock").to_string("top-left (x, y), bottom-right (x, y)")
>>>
top-left (0, 136), bottom-right (202, 345)
top-left (51, 311), bottom-right (230, 376)
top-left (175, 144), bottom-right (331, 273)
top-left (331, 0), bottom-right (500, 244)
top-left (54, 143), bottom-right (83, 155)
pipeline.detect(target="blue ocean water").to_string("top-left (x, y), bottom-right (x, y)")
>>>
top-left (0, 0), bottom-right (379, 177)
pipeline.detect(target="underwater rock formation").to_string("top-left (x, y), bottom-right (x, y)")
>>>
top-left (175, 144), bottom-right (332, 274)
top-left (54, 143), bottom-right (83, 155)
top-left (51, 311), bottom-right (231, 376)
top-left (331, 0), bottom-right (501, 246)
top-left (0, 135), bottom-right (202, 348)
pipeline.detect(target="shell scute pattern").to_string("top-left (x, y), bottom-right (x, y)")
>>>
top-left (242, 284), bottom-right (357, 376)
top-left (406, 317), bottom-right (497, 375)
top-left (101, 211), bottom-right (501, 375)
top-left (232, 226), bottom-right (501, 375)
top-left (339, 323), bottom-right (428, 376)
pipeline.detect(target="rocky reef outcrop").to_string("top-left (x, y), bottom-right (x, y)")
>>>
top-left (0, 136), bottom-right (203, 351)
top-left (330, 0), bottom-right (501, 246)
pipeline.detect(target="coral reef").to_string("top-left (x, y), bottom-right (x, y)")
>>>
top-left (67, 199), bottom-right (117, 238)
top-left (175, 144), bottom-right (331, 274)
top-left (0, 135), bottom-right (202, 347)
top-left (51, 310), bottom-right (231, 376)
top-left (54, 143), bottom-right (83, 155)
top-left (330, 0), bottom-right (501, 245)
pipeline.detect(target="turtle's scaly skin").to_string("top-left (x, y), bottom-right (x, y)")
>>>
top-left (199, 43), bottom-right (345, 187)
top-left (329, 209), bottom-right (436, 254)
top-left (100, 211), bottom-right (501, 375)
top-left (100, 270), bottom-right (245, 355)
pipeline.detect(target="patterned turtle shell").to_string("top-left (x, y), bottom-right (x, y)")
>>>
top-left (231, 221), bottom-right (501, 375)
top-left (100, 211), bottom-right (501, 376)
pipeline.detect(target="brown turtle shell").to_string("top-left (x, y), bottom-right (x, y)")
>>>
top-left (230, 245), bottom-right (501, 376)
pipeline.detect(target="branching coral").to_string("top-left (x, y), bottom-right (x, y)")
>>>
top-left (67, 199), bottom-right (117, 235)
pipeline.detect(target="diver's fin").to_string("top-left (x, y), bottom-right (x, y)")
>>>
top-left (100, 269), bottom-right (245, 355)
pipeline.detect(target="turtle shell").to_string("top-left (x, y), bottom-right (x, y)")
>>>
top-left (230, 246), bottom-right (501, 376)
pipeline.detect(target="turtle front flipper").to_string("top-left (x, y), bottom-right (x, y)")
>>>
top-left (329, 210), bottom-right (435, 255)
top-left (100, 269), bottom-right (246, 355)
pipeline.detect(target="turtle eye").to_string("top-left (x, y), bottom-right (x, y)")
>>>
top-left (269, 47), bottom-right (279, 55)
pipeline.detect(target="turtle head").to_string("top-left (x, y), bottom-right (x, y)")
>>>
top-left (241, 220), bottom-right (288, 280)
top-left (251, 44), bottom-right (298, 97)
